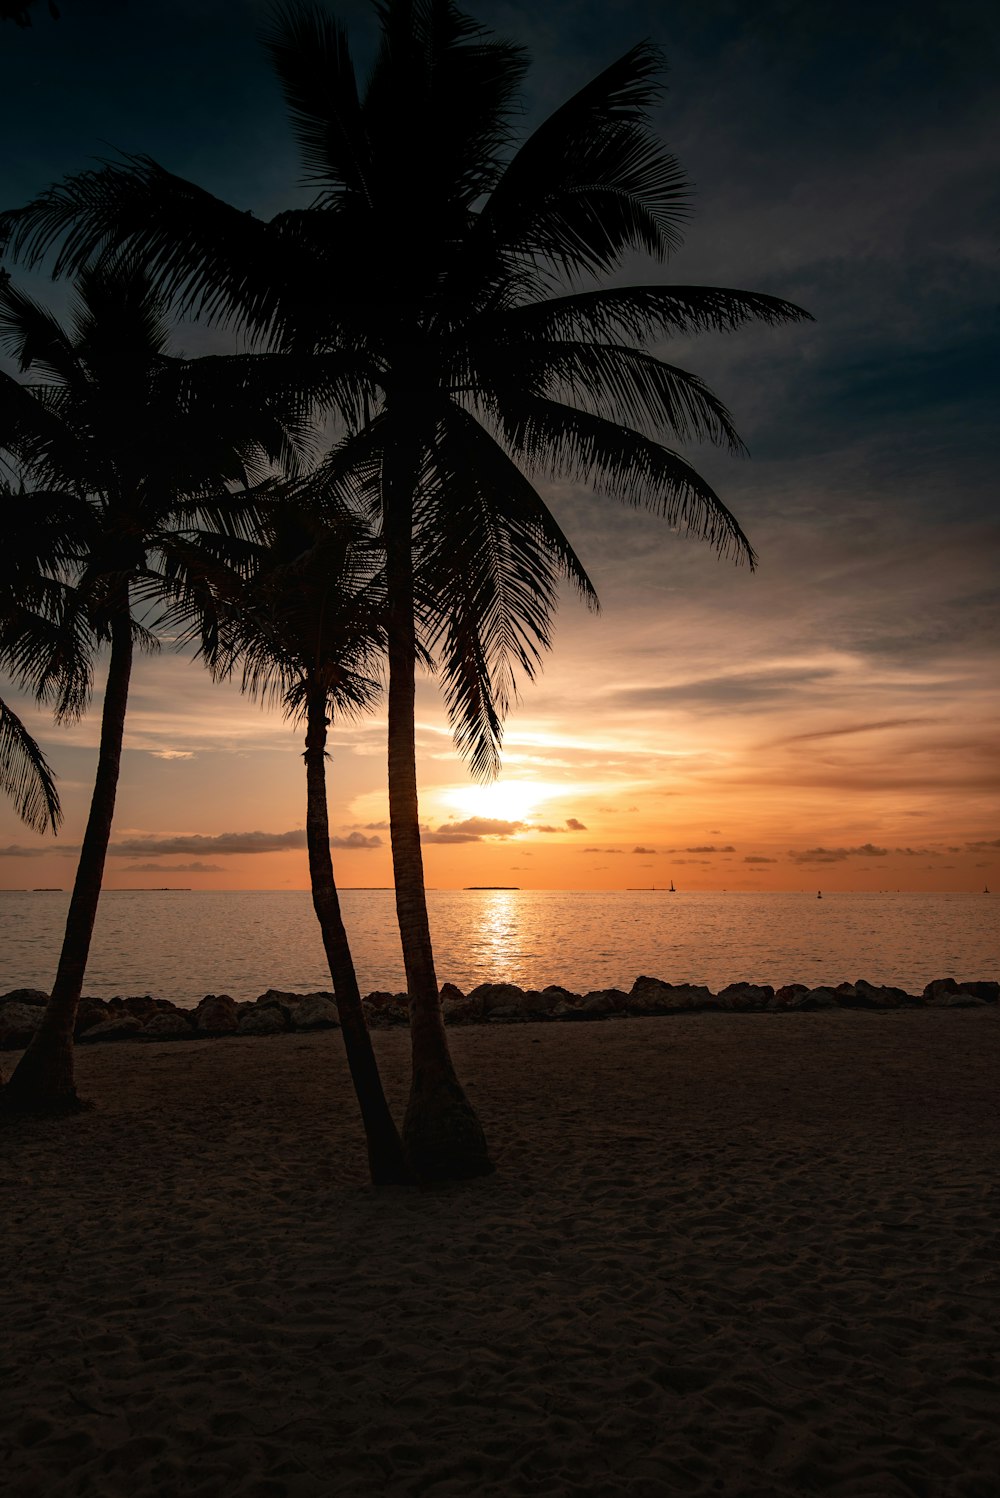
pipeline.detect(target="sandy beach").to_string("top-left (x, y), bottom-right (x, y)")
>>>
top-left (3, 1010), bottom-right (998, 1497)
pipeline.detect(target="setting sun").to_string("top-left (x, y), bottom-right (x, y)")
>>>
top-left (443, 778), bottom-right (558, 825)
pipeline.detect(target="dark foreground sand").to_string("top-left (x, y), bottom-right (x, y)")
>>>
top-left (2, 1010), bottom-right (998, 1498)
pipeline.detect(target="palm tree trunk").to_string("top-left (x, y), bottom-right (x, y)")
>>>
top-left (2, 608), bottom-right (133, 1114)
top-left (383, 435), bottom-right (494, 1181)
top-left (304, 687), bottom-right (410, 1185)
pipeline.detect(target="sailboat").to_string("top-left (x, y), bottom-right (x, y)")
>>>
top-left (985, 884), bottom-right (991, 895)
top-left (668, 879), bottom-right (676, 893)
top-left (817, 889), bottom-right (823, 899)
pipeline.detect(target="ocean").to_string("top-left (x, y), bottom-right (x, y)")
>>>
top-left (0, 889), bottom-right (996, 1005)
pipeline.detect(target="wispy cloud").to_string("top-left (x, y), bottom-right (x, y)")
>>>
top-left (109, 830), bottom-right (307, 856)
top-left (789, 843), bottom-right (889, 864)
top-left (122, 861), bottom-right (224, 873)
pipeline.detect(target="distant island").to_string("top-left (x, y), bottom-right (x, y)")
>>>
top-left (464, 886), bottom-right (520, 890)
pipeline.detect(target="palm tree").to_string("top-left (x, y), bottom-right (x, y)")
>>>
top-left (0, 0), bottom-right (811, 1172)
top-left (201, 497), bottom-right (410, 1184)
top-left (0, 261), bottom-right (316, 1114)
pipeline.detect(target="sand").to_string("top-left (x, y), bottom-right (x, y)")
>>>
top-left (2, 1010), bottom-right (998, 1497)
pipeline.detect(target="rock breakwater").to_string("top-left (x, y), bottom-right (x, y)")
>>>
top-left (0, 975), bottom-right (996, 1049)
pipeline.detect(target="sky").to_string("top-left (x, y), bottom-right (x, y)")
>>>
top-left (1, 0), bottom-right (998, 893)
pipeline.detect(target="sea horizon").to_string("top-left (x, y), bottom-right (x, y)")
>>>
top-left (2, 888), bottom-right (996, 1005)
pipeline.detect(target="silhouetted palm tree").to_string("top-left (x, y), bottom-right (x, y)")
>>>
top-left (202, 497), bottom-right (410, 1184)
top-left (0, 262), bottom-right (314, 1113)
top-left (0, 0), bottom-right (811, 1171)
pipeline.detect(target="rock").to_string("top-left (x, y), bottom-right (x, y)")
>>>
top-left (841, 980), bottom-right (908, 1009)
top-left (0, 988), bottom-right (48, 1007)
top-left (0, 1001), bottom-right (44, 1049)
top-left (542, 985), bottom-right (580, 1006)
top-left (389, 994), bottom-right (410, 1023)
top-left (363, 990), bottom-right (396, 1010)
top-left (960, 980), bottom-right (999, 1003)
top-left (142, 1011), bottom-right (195, 1038)
top-left (467, 982), bottom-right (526, 1017)
top-left (79, 1015), bottom-right (144, 1042)
top-left (574, 994), bottom-right (613, 1018)
top-left (123, 995), bottom-right (162, 1021)
top-left (442, 995), bottom-right (476, 1025)
top-left (790, 986), bottom-right (840, 1010)
top-left (290, 994), bottom-right (340, 1029)
top-left (254, 988), bottom-right (302, 1011)
top-left (194, 994), bottom-right (239, 1034)
top-left (361, 999), bottom-right (391, 1028)
top-left (237, 1005), bottom-right (288, 1036)
top-left (361, 991), bottom-right (408, 1024)
top-left (580, 990), bottom-right (625, 1016)
top-left (439, 982), bottom-right (465, 1005)
top-left (924, 977), bottom-right (997, 1005)
top-left (927, 992), bottom-right (988, 1009)
top-left (74, 999), bottom-right (109, 1037)
top-left (774, 984), bottom-right (809, 1006)
top-left (718, 983), bottom-right (774, 1011)
top-left (628, 977), bottom-right (716, 1012)
top-left (518, 989), bottom-right (559, 1017)
top-left (486, 1005), bottom-right (523, 1022)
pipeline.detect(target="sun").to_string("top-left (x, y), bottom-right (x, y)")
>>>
top-left (444, 779), bottom-right (556, 825)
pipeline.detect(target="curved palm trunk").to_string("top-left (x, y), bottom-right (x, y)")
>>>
top-left (3, 609), bottom-right (133, 1114)
top-left (383, 436), bottom-right (494, 1181)
top-left (304, 689), bottom-right (410, 1185)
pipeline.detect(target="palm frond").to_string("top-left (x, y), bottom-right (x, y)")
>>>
top-left (469, 338), bottom-right (748, 452)
top-left (479, 41), bottom-right (689, 278)
top-left (417, 400), bottom-right (597, 779)
top-left (0, 694), bottom-right (61, 834)
top-left (0, 277), bottom-right (83, 384)
top-left (496, 284), bottom-right (815, 343)
top-left (262, 3), bottom-right (371, 197)
top-left (497, 395), bottom-right (757, 565)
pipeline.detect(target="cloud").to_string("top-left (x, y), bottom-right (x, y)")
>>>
top-left (110, 830), bottom-right (307, 856)
top-left (744, 856), bottom-right (777, 864)
top-left (613, 668), bottom-right (834, 713)
top-left (565, 818), bottom-right (587, 831)
top-left (363, 821), bottom-right (389, 831)
top-left (684, 845), bottom-right (736, 854)
top-left (122, 861), bottom-right (225, 873)
top-left (434, 818), bottom-right (522, 838)
top-left (769, 717), bottom-right (938, 746)
top-left (966, 837), bottom-right (1000, 850)
top-left (421, 828), bottom-right (482, 844)
top-left (584, 847), bottom-right (623, 854)
top-left (530, 824), bottom-right (561, 833)
top-left (148, 749), bottom-right (196, 760)
top-left (0, 844), bottom-right (56, 859)
top-left (789, 843), bottom-right (889, 864)
top-left (632, 845), bottom-right (656, 854)
top-left (331, 832), bottom-right (382, 850)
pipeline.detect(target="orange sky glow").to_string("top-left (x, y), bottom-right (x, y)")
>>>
top-left (3, 497), bottom-right (996, 896)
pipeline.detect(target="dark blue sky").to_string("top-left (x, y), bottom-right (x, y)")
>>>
top-left (4, 0), bottom-right (996, 521)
